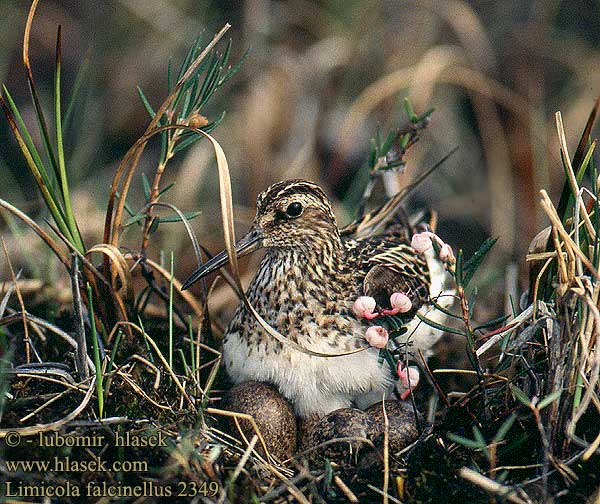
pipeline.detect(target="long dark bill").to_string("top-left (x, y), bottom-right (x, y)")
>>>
top-left (181, 227), bottom-right (263, 290)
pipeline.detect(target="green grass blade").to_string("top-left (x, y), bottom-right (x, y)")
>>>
top-left (25, 75), bottom-right (60, 182)
top-left (538, 390), bottom-right (561, 410)
top-left (2, 85), bottom-right (58, 193)
top-left (430, 298), bottom-right (462, 319)
top-left (55, 29), bottom-right (84, 253)
top-left (142, 173), bottom-right (151, 201)
top-left (86, 283), bottom-right (104, 418)
top-left (447, 432), bottom-right (483, 450)
top-left (0, 94), bottom-right (73, 241)
top-left (510, 384), bottom-right (532, 407)
top-left (462, 238), bottom-right (498, 288)
top-left (219, 46), bottom-right (249, 87)
top-left (156, 211), bottom-right (201, 223)
top-left (493, 413), bottom-right (517, 443)
top-left (105, 329), bottom-right (123, 377)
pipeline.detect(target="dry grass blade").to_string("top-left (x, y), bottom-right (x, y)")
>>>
top-left (136, 326), bottom-right (195, 409)
top-left (225, 434), bottom-right (259, 491)
top-left (86, 244), bottom-right (133, 300)
top-left (2, 239), bottom-right (31, 363)
top-left (555, 112), bottom-right (595, 241)
top-left (0, 198), bottom-right (69, 268)
top-left (22, 0), bottom-right (40, 71)
top-left (205, 407), bottom-right (279, 467)
top-left (45, 221), bottom-right (132, 339)
top-left (539, 190), bottom-right (599, 279)
top-left (333, 476), bottom-right (359, 503)
top-left (459, 468), bottom-right (530, 504)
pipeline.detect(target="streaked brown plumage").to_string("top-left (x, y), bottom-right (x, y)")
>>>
top-left (183, 179), bottom-right (451, 418)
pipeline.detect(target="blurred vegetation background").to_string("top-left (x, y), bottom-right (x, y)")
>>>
top-left (1, 0), bottom-right (600, 316)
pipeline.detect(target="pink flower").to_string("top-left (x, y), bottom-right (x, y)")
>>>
top-left (411, 231), bottom-right (455, 265)
top-left (381, 292), bottom-right (412, 316)
top-left (397, 365), bottom-right (420, 400)
top-left (411, 232), bottom-right (435, 254)
top-left (352, 296), bottom-right (379, 320)
top-left (439, 243), bottom-right (455, 263)
top-left (365, 326), bottom-right (389, 348)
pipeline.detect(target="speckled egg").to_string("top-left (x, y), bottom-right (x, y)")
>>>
top-left (221, 381), bottom-right (297, 462)
top-left (299, 408), bottom-right (375, 469)
top-left (365, 400), bottom-right (421, 454)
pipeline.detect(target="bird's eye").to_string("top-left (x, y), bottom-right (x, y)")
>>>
top-left (285, 202), bottom-right (303, 218)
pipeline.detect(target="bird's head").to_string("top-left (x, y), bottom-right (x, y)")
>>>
top-left (181, 179), bottom-right (340, 290)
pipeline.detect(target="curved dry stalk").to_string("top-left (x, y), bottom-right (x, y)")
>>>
top-left (555, 112), bottom-right (596, 241)
top-left (116, 369), bottom-right (171, 411)
top-left (205, 407), bottom-right (280, 468)
top-left (414, 0), bottom-right (497, 71)
top-left (146, 202), bottom-right (202, 264)
top-left (0, 198), bottom-right (69, 269)
top-left (2, 239), bottom-right (30, 362)
top-left (129, 354), bottom-right (161, 390)
top-left (22, 0), bottom-right (41, 71)
top-left (86, 243), bottom-right (133, 300)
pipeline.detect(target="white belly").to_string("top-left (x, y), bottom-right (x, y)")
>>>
top-left (223, 332), bottom-right (393, 418)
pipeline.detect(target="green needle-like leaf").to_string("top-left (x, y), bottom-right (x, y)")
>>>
top-left (55, 27), bottom-right (85, 253)
top-left (493, 413), bottom-right (517, 443)
top-left (137, 86), bottom-right (156, 118)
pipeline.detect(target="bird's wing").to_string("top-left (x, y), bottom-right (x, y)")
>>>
top-left (360, 240), bottom-right (430, 313)
top-left (341, 149), bottom-right (458, 240)
top-left (341, 190), bottom-right (412, 240)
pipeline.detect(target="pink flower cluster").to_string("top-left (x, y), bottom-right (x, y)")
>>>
top-left (352, 292), bottom-right (420, 400)
top-left (411, 231), bottom-right (455, 263)
top-left (353, 292), bottom-right (412, 348)
top-left (353, 292), bottom-right (412, 321)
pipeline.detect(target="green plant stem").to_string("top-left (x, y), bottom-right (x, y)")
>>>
top-left (86, 283), bottom-right (104, 418)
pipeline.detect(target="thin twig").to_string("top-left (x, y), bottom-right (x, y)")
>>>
top-left (2, 238), bottom-right (30, 363)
